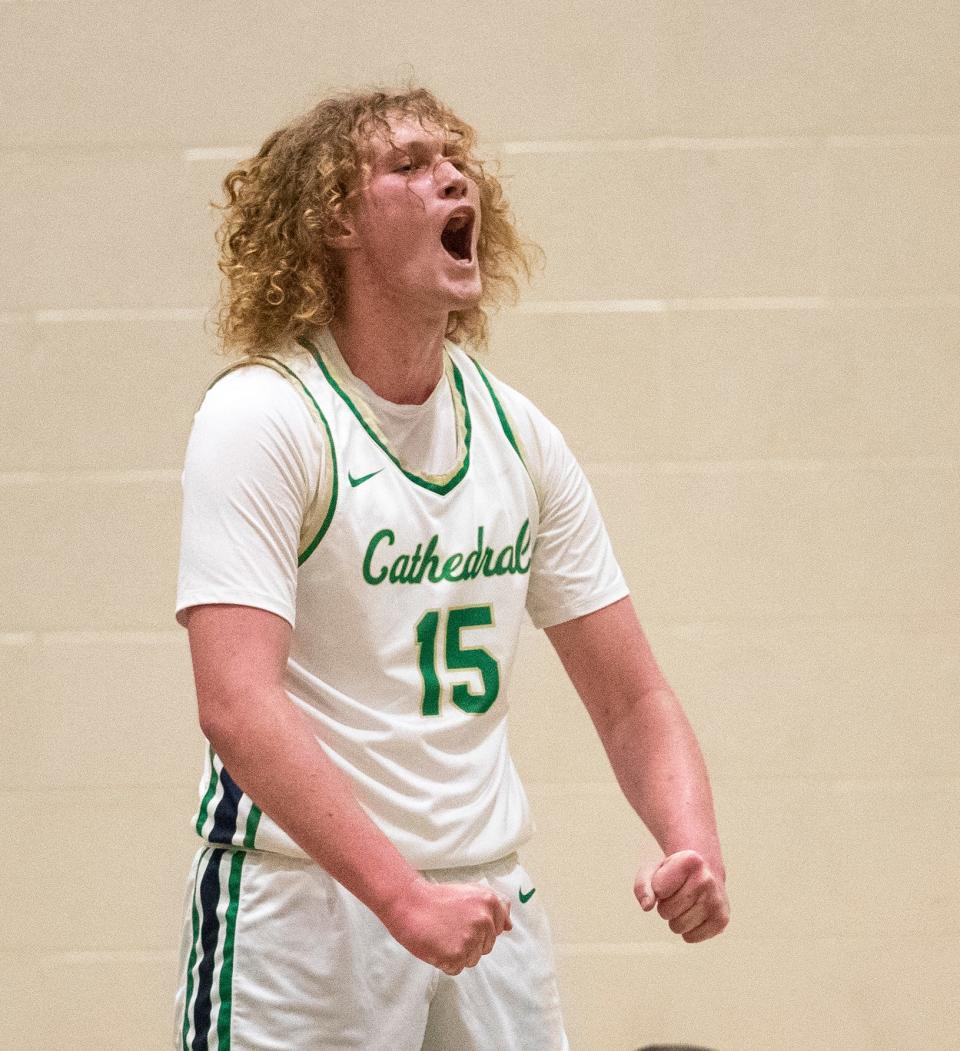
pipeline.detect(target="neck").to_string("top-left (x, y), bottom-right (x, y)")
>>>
top-left (328, 295), bottom-right (448, 406)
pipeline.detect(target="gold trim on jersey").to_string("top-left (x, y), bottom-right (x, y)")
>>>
top-left (201, 354), bottom-right (337, 564)
top-left (298, 328), bottom-right (472, 493)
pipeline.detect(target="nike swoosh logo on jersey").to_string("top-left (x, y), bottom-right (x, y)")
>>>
top-left (519, 887), bottom-right (536, 904)
top-left (348, 468), bottom-right (384, 488)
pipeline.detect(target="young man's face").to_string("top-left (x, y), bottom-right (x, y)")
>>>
top-left (340, 113), bottom-right (483, 316)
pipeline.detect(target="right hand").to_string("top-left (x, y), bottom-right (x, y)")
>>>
top-left (381, 878), bottom-right (513, 975)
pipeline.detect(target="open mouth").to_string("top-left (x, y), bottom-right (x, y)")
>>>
top-left (440, 210), bottom-right (474, 262)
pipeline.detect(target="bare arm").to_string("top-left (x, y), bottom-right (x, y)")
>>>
top-left (545, 594), bottom-right (729, 942)
top-left (185, 602), bottom-right (511, 972)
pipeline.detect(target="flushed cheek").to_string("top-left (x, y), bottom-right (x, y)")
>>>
top-left (370, 236), bottom-right (441, 288)
top-left (360, 226), bottom-right (420, 271)
top-left (383, 216), bottom-right (434, 257)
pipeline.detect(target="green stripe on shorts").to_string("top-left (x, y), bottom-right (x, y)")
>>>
top-left (216, 850), bottom-right (246, 1049)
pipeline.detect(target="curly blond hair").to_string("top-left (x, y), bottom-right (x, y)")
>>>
top-left (213, 82), bottom-right (543, 356)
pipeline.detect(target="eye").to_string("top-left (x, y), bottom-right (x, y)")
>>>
top-left (392, 155), bottom-right (422, 173)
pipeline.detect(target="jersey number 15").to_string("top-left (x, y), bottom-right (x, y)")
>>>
top-left (415, 605), bottom-right (500, 716)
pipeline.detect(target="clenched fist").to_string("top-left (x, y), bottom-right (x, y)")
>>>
top-left (634, 849), bottom-right (729, 943)
top-left (381, 878), bottom-right (513, 975)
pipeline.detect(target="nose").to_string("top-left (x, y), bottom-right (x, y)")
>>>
top-left (434, 158), bottom-right (468, 198)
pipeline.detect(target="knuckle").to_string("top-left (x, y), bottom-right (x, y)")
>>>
top-left (677, 850), bottom-right (701, 872)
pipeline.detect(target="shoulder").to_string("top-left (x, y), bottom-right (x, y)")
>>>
top-left (186, 358), bottom-right (326, 486)
top-left (200, 359), bottom-right (311, 419)
top-left (457, 351), bottom-right (567, 479)
top-left (193, 358), bottom-right (324, 449)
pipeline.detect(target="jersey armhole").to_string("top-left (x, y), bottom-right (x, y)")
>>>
top-left (201, 354), bottom-right (338, 565)
top-left (468, 356), bottom-right (543, 508)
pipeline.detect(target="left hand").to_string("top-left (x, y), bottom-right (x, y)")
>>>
top-left (634, 849), bottom-right (729, 943)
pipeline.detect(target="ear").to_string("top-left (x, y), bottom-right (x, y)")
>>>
top-left (323, 206), bottom-right (359, 252)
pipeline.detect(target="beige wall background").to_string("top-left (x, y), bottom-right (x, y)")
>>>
top-left (3, 2), bottom-right (958, 1048)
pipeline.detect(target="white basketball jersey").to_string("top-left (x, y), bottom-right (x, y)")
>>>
top-left (193, 327), bottom-right (542, 869)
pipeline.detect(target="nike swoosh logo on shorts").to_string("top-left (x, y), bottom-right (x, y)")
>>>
top-left (348, 468), bottom-right (384, 488)
top-left (519, 887), bottom-right (536, 903)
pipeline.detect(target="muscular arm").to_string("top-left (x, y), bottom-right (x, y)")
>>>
top-left (545, 594), bottom-right (729, 941)
top-left (185, 602), bottom-right (510, 973)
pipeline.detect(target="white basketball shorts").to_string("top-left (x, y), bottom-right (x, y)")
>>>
top-left (173, 846), bottom-right (570, 1050)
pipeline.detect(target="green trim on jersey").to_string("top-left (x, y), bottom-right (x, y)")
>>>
top-left (242, 803), bottom-right (262, 849)
top-left (195, 746), bottom-right (219, 836)
top-left (296, 333), bottom-right (473, 496)
top-left (195, 748), bottom-right (262, 849)
top-left (201, 353), bottom-right (339, 566)
top-left (470, 356), bottom-right (541, 500)
top-left (258, 355), bottom-right (339, 565)
top-left (470, 357), bottom-right (524, 464)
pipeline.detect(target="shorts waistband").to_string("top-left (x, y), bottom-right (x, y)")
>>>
top-left (196, 844), bottom-right (521, 882)
top-left (418, 851), bottom-right (519, 882)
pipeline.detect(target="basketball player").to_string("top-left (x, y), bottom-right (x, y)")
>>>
top-left (173, 85), bottom-right (729, 1050)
